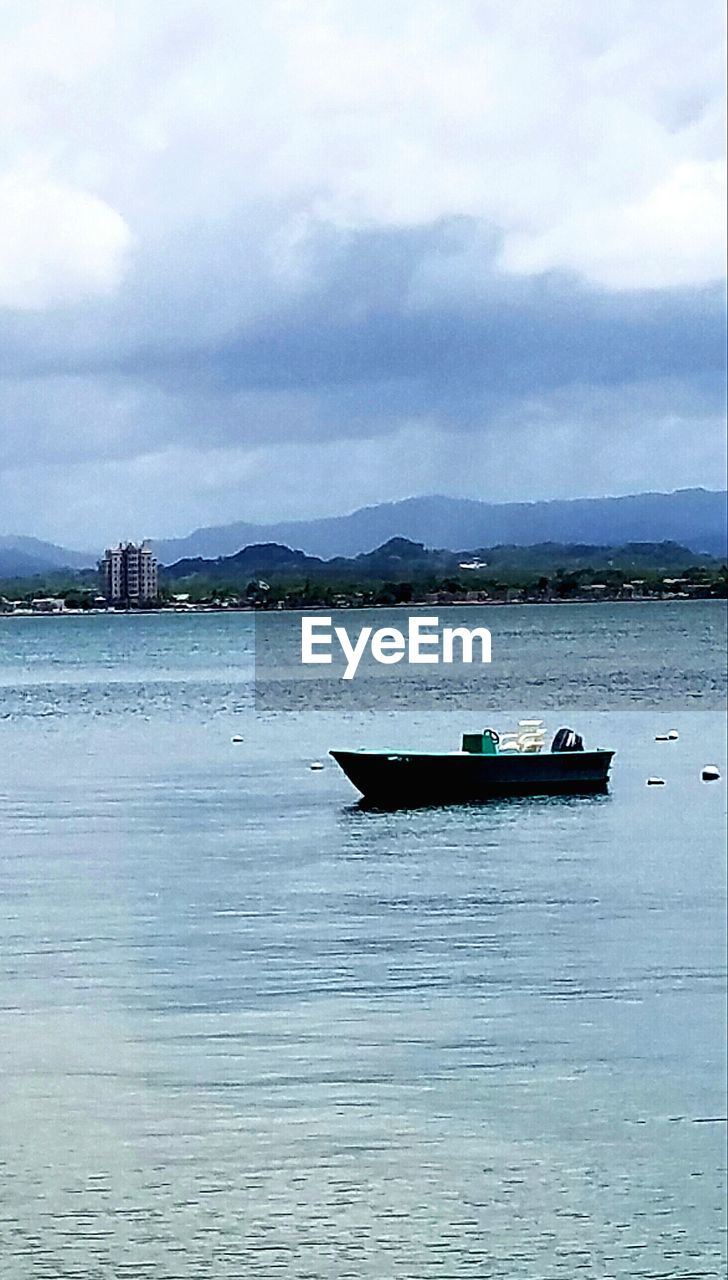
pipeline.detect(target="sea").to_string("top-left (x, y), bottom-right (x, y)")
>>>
top-left (0, 601), bottom-right (725, 1279)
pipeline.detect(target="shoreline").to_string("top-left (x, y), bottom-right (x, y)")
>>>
top-left (1, 596), bottom-right (725, 619)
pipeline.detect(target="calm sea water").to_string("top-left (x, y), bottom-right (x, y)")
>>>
top-left (0, 603), bottom-right (725, 1279)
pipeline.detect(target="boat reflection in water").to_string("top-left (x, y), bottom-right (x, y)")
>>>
top-left (330, 722), bottom-right (614, 809)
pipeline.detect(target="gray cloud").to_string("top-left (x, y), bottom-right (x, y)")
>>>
top-left (0, 0), bottom-right (725, 543)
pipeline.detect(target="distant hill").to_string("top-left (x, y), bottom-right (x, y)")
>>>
top-left (3, 488), bottom-right (725, 579)
top-left (161, 536), bottom-right (719, 587)
top-left (153, 489), bottom-right (727, 562)
top-left (0, 536), bottom-right (94, 578)
top-left (160, 543), bottom-right (324, 582)
top-left (161, 536), bottom-right (454, 585)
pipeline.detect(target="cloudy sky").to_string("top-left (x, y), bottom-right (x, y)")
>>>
top-left (1, 0), bottom-right (725, 547)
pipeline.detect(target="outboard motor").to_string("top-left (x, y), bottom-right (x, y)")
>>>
top-left (551, 727), bottom-right (584, 752)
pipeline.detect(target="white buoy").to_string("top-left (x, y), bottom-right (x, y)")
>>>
top-left (647, 777), bottom-right (665, 786)
top-left (231, 735), bottom-right (243, 743)
top-left (667, 730), bottom-right (679, 740)
top-left (310, 761), bottom-right (324, 771)
top-left (701, 765), bottom-right (720, 782)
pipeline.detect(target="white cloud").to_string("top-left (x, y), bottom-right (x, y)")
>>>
top-left (0, 0), bottom-right (724, 298)
top-left (499, 160), bottom-right (727, 290)
top-left (0, 169), bottom-right (132, 310)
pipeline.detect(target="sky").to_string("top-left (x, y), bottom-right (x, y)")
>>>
top-left (0, 0), bottom-right (725, 549)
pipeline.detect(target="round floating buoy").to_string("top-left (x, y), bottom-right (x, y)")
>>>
top-left (231, 735), bottom-right (243, 743)
top-left (701, 765), bottom-right (720, 782)
top-left (667, 730), bottom-right (679, 740)
top-left (647, 777), bottom-right (665, 786)
top-left (310, 761), bottom-right (324, 771)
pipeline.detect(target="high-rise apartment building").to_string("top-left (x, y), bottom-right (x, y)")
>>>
top-left (101, 541), bottom-right (158, 604)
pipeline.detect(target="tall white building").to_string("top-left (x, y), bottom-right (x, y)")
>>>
top-left (101, 541), bottom-right (158, 604)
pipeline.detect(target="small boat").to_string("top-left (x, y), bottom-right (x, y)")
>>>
top-left (330, 723), bottom-right (614, 808)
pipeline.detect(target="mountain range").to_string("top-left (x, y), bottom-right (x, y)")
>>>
top-left (0, 536), bottom-right (94, 579)
top-left (160, 536), bottom-right (720, 587)
top-left (151, 489), bottom-right (727, 563)
top-left (0, 489), bottom-right (725, 578)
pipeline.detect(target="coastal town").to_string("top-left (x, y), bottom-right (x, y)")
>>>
top-left (1, 536), bottom-right (725, 614)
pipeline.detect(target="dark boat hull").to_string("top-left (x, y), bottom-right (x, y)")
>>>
top-left (330, 748), bottom-right (614, 807)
